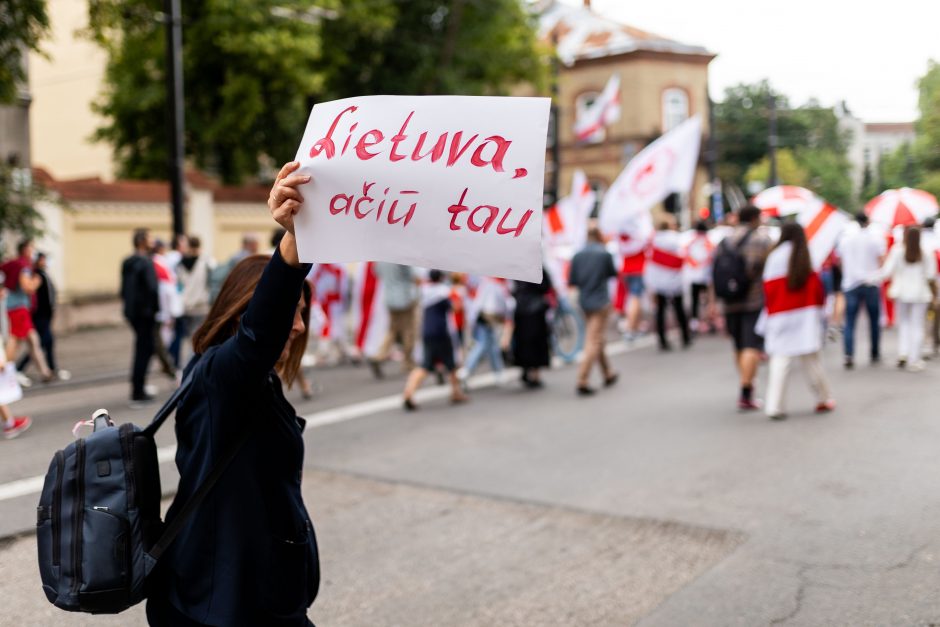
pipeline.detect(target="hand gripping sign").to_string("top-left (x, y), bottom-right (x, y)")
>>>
top-left (292, 96), bottom-right (551, 282)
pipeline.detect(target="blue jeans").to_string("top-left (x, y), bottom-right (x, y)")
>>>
top-left (844, 285), bottom-right (881, 359)
top-left (464, 320), bottom-right (503, 376)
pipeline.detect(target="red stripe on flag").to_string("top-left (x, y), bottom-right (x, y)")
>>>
top-left (803, 203), bottom-right (837, 241)
top-left (764, 273), bottom-right (825, 315)
top-left (650, 248), bottom-right (683, 269)
top-left (356, 262), bottom-right (377, 350)
top-left (545, 205), bottom-right (564, 234)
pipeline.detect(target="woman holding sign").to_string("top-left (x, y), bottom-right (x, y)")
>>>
top-left (146, 162), bottom-right (319, 627)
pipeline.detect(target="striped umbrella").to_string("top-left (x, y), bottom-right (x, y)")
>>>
top-left (752, 185), bottom-right (818, 218)
top-left (864, 187), bottom-right (938, 227)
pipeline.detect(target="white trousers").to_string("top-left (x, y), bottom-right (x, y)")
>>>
top-left (895, 301), bottom-right (928, 364)
top-left (765, 352), bottom-right (831, 417)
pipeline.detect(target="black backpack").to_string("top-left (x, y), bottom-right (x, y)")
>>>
top-left (712, 228), bottom-right (757, 302)
top-left (36, 364), bottom-right (248, 614)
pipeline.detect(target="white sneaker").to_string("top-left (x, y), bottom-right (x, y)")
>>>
top-left (15, 372), bottom-right (32, 388)
top-left (144, 384), bottom-right (158, 396)
top-left (56, 369), bottom-right (72, 381)
top-left (907, 361), bottom-right (926, 373)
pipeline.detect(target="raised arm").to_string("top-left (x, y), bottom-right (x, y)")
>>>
top-left (206, 162), bottom-right (312, 385)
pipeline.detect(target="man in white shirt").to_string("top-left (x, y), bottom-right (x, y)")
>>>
top-left (838, 214), bottom-right (886, 368)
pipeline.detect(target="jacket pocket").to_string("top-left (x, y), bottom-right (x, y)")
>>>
top-left (264, 532), bottom-right (309, 617)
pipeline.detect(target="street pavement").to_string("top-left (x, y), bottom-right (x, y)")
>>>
top-left (2, 323), bottom-right (940, 625)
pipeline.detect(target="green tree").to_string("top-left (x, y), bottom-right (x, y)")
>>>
top-left (317, 0), bottom-right (547, 100)
top-left (0, 165), bottom-right (45, 240)
top-left (744, 149), bottom-right (808, 189)
top-left (914, 60), bottom-right (940, 172)
top-left (87, 0), bottom-right (547, 184)
top-left (715, 81), bottom-right (853, 207)
top-left (0, 0), bottom-right (49, 103)
top-left (87, 0), bottom-right (326, 184)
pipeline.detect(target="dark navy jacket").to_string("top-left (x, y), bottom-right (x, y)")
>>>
top-left (147, 248), bottom-right (318, 626)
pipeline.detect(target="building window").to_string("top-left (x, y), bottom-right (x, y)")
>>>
top-left (575, 91), bottom-right (605, 143)
top-left (662, 88), bottom-right (689, 132)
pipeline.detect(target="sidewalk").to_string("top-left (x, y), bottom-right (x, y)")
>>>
top-left (18, 325), bottom-right (134, 391)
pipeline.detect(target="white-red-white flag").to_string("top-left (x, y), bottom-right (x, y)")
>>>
top-left (599, 115), bottom-right (702, 233)
top-left (574, 74), bottom-right (621, 142)
top-left (352, 262), bottom-right (388, 359)
top-left (757, 242), bottom-right (826, 356)
top-left (797, 201), bottom-right (850, 269)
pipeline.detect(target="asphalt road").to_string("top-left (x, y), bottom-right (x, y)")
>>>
top-left (3, 324), bottom-right (940, 626)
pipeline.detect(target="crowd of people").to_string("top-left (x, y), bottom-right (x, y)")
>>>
top-left (0, 239), bottom-right (70, 439)
top-left (4, 196), bottom-right (937, 441)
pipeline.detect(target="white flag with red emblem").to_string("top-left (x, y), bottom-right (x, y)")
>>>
top-left (599, 115), bottom-right (702, 233)
top-left (574, 74), bottom-right (621, 142)
top-left (797, 200), bottom-right (850, 269)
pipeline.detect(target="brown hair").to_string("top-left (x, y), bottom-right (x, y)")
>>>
top-left (776, 222), bottom-right (812, 291)
top-left (904, 226), bottom-right (922, 264)
top-left (191, 255), bottom-right (310, 387)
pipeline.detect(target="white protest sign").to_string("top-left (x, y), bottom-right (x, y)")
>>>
top-left (292, 96), bottom-right (551, 282)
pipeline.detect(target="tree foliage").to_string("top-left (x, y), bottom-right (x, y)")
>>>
top-left (0, 0), bottom-right (49, 103)
top-left (87, 0), bottom-right (547, 184)
top-left (715, 80), bottom-right (854, 209)
top-left (0, 166), bottom-right (46, 240)
top-left (317, 0), bottom-right (547, 100)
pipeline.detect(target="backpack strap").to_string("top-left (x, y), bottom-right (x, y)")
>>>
top-left (142, 355), bottom-right (251, 561)
top-left (734, 227), bottom-right (757, 252)
top-left (148, 427), bottom-right (250, 560)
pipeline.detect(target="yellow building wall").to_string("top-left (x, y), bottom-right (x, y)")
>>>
top-left (57, 201), bottom-right (274, 301)
top-left (29, 0), bottom-right (116, 181)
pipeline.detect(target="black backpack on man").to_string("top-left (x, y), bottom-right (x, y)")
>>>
top-left (712, 228), bottom-right (757, 302)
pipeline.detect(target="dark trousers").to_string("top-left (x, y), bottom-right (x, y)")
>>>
top-left (129, 316), bottom-right (156, 398)
top-left (690, 283), bottom-right (708, 321)
top-left (655, 294), bottom-right (691, 349)
top-left (17, 314), bottom-right (56, 372)
top-left (843, 285), bottom-right (881, 359)
top-left (168, 315), bottom-right (190, 369)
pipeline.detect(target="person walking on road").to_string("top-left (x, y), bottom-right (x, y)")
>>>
top-left (617, 213), bottom-right (652, 342)
top-left (15, 252), bottom-right (70, 381)
top-left (569, 224), bottom-right (619, 396)
top-left (0, 282), bottom-right (30, 439)
top-left (512, 268), bottom-right (553, 389)
top-left (370, 262), bottom-right (419, 378)
top-left (838, 213), bottom-right (886, 369)
top-left (175, 236), bottom-right (213, 369)
top-left (685, 220), bottom-right (717, 334)
top-left (459, 276), bottom-right (514, 385)
top-left (714, 206), bottom-right (774, 410)
top-left (645, 217), bottom-right (691, 351)
top-left (403, 270), bottom-right (469, 410)
top-left (2, 239), bottom-right (54, 385)
top-left (759, 223), bottom-right (836, 420)
top-left (880, 225), bottom-right (937, 372)
top-left (146, 161), bottom-right (318, 627)
top-left (120, 228), bottom-right (160, 406)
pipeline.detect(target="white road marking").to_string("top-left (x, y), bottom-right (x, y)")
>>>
top-left (0, 338), bottom-right (653, 502)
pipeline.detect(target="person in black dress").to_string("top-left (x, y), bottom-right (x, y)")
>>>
top-left (512, 270), bottom-right (553, 388)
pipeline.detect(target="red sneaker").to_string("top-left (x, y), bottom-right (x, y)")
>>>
top-left (815, 400), bottom-right (836, 413)
top-left (3, 416), bottom-right (32, 440)
top-left (738, 398), bottom-right (762, 411)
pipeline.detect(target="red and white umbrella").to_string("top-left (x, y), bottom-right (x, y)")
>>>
top-left (751, 185), bottom-right (818, 218)
top-left (864, 187), bottom-right (939, 227)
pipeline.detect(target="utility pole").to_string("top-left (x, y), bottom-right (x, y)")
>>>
top-left (164, 0), bottom-right (185, 237)
top-left (768, 93), bottom-right (778, 188)
top-left (546, 32), bottom-right (561, 209)
top-left (706, 87), bottom-right (722, 221)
